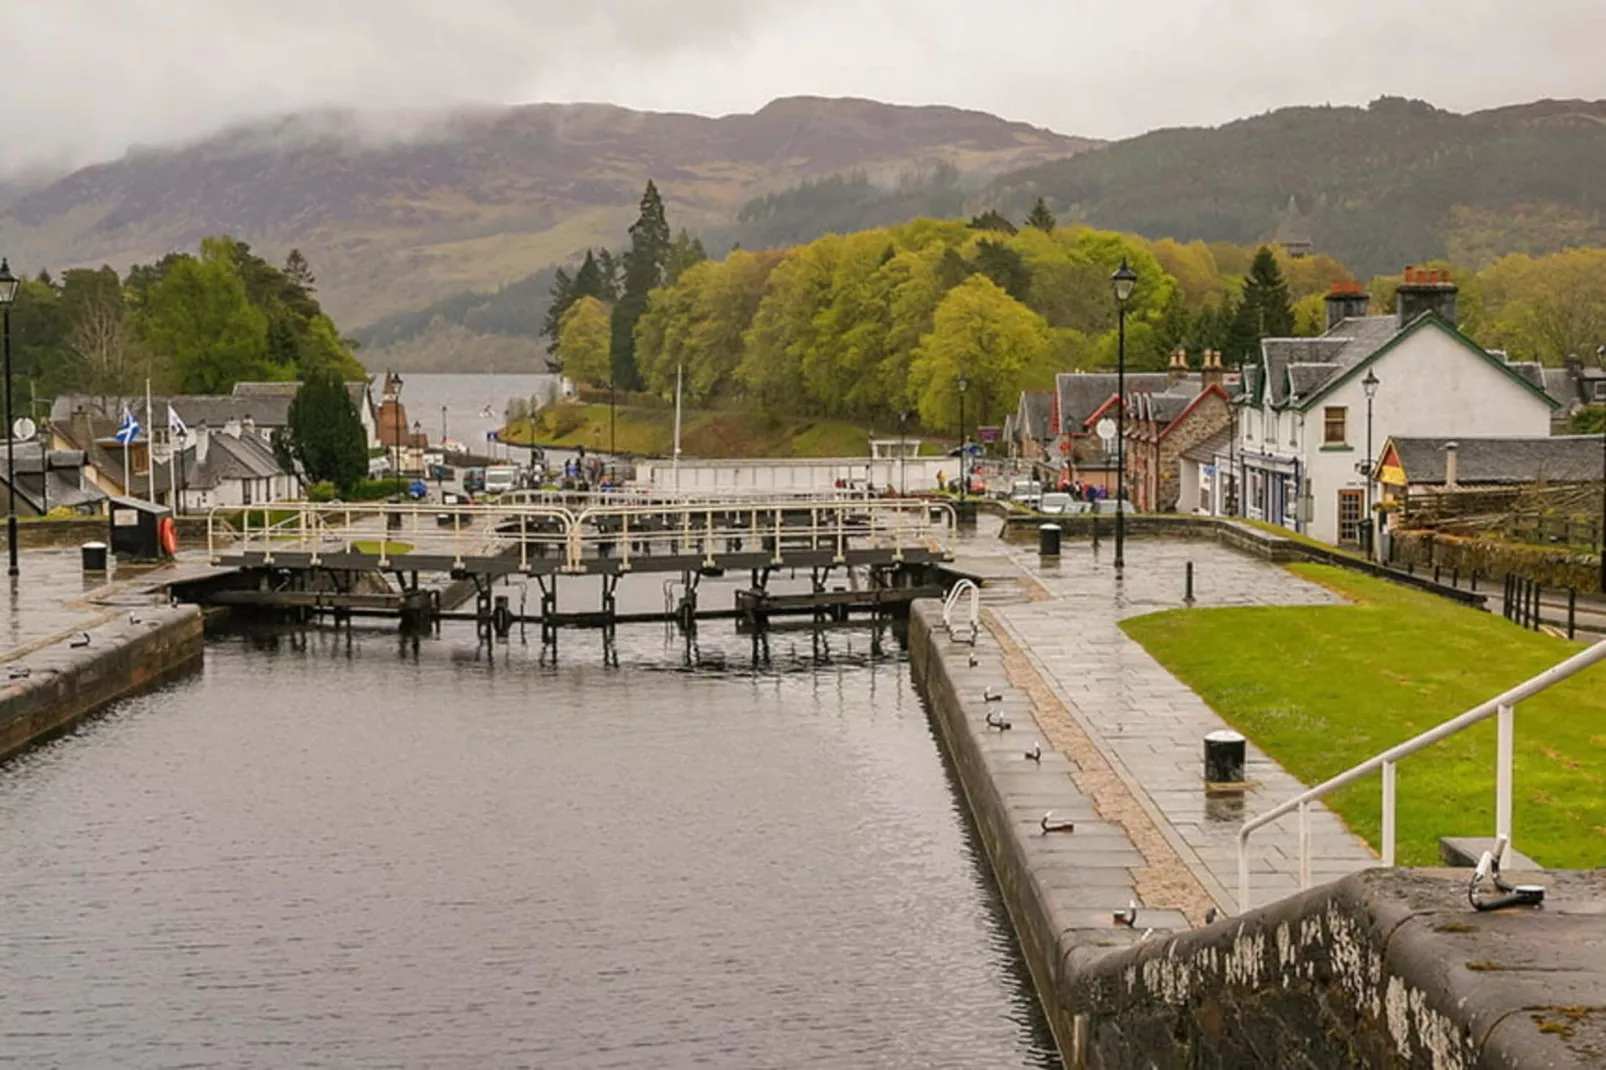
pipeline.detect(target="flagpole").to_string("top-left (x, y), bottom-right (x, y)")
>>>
top-left (145, 380), bottom-right (154, 503)
top-left (168, 404), bottom-right (179, 514)
top-left (123, 412), bottom-right (131, 500)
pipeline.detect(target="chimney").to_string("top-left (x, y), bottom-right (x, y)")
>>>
top-left (70, 407), bottom-right (94, 452)
top-left (1200, 349), bottom-right (1224, 390)
top-left (1324, 280), bottom-right (1371, 332)
top-left (1167, 348), bottom-right (1188, 384)
top-left (194, 422), bottom-right (211, 466)
top-left (1443, 441), bottom-right (1459, 489)
top-left (1396, 265), bottom-right (1458, 329)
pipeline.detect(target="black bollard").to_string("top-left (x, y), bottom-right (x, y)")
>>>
top-left (1039, 523), bottom-right (1061, 558)
top-left (1568, 587), bottom-right (1577, 640)
top-left (1184, 561), bottom-right (1195, 605)
top-left (1204, 730), bottom-right (1247, 788)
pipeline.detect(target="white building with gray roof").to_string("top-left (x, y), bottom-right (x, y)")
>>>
top-left (1210, 270), bottom-right (1560, 548)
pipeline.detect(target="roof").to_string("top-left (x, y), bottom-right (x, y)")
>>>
top-left (1181, 426), bottom-right (1233, 464)
top-left (1055, 372), bottom-right (1181, 436)
top-left (1295, 312), bottom-right (1559, 413)
top-left (1258, 316), bottom-right (1397, 408)
top-left (0, 441), bottom-right (108, 512)
top-left (1018, 391), bottom-right (1054, 441)
top-left (234, 380), bottom-right (374, 414)
top-left (50, 393), bottom-right (294, 429)
top-left (1384, 435), bottom-right (1605, 485)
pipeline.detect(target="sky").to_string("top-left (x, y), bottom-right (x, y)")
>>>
top-left (3, 0), bottom-right (1603, 175)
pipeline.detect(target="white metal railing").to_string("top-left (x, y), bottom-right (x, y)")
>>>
top-left (1236, 637), bottom-right (1606, 911)
top-left (206, 499), bottom-right (955, 574)
top-left (943, 578), bottom-right (980, 644)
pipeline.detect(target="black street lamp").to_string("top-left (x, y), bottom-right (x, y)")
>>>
top-left (1596, 344), bottom-right (1606, 594)
top-left (898, 409), bottom-right (911, 497)
top-left (1362, 369), bottom-right (1380, 561)
top-left (411, 420), bottom-right (422, 497)
top-left (957, 374), bottom-right (969, 501)
top-left (1111, 258), bottom-right (1138, 573)
top-left (0, 259), bottom-right (19, 578)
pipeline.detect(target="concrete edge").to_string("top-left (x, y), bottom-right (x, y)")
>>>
top-left (0, 603), bottom-right (204, 761)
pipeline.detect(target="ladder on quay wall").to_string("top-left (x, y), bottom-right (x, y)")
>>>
top-left (1235, 637), bottom-right (1606, 912)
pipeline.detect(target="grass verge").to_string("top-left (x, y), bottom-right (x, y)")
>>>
top-left (1120, 563), bottom-right (1606, 867)
top-left (351, 540), bottom-right (415, 556)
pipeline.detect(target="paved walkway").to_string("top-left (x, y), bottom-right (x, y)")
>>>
top-left (956, 525), bottom-right (1378, 912)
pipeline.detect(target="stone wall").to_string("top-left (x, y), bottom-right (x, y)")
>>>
top-left (1391, 529), bottom-right (1601, 590)
top-left (0, 605), bottom-right (204, 760)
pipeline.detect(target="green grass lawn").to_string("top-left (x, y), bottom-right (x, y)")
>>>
top-left (351, 540), bottom-right (415, 556)
top-left (1121, 563), bottom-right (1606, 867)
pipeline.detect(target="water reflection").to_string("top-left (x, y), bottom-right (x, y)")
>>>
top-left (0, 618), bottom-right (1060, 1069)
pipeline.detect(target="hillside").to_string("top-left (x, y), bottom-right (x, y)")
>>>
top-left (980, 96), bottom-right (1606, 278)
top-left (0, 96), bottom-right (1095, 349)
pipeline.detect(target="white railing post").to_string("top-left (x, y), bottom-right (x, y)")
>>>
top-left (1298, 801), bottom-right (1311, 890)
top-left (1381, 760), bottom-right (1397, 867)
top-left (1496, 702), bottom-right (1514, 868)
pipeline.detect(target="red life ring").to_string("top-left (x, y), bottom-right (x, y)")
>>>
top-left (158, 516), bottom-right (179, 556)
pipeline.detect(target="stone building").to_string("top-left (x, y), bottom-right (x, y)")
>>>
top-left (1124, 351), bottom-right (1232, 512)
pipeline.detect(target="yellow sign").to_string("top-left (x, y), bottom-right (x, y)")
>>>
top-left (1377, 463), bottom-right (1407, 487)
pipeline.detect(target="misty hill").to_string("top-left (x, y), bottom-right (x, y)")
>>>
top-left (0, 96), bottom-right (1094, 344)
top-left (980, 96), bottom-right (1606, 278)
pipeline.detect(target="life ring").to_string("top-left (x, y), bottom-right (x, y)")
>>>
top-left (158, 516), bottom-right (179, 556)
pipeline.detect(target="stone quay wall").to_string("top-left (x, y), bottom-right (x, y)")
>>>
top-left (909, 598), bottom-right (1605, 1068)
top-left (0, 604), bottom-right (204, 761)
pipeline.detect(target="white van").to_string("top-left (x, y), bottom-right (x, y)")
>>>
top-left (483, 465), bottom-right (518, 495)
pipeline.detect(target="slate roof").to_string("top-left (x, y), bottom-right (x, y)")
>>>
top-left (0, 441), bottom-right (108, 512)
top-left (1260, 316), bottom-right (1397, 408)
top-left (1018, 391), bottom-right (1054, 442)
top-left (234, 380), bottom-right (374, 415)
top-left (1054, 372), bottom-right (1183, 435)
top-left (1181, 426), bottom-right (1234, 465)
top-left (1387, 435), bottom-right (1606, 485)
top-left (51, 393), bottom-right (294, 430)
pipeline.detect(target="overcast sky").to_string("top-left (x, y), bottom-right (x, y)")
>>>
top-left (4, 0), bottom-right (1602, 174)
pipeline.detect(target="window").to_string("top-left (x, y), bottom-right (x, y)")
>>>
top-left (1337, 489), bottom-right (1364, 545)
top-left (1323, 406), bottom-right (1348, 446)
top-left (1593, 381), bottom-right (1606, 402)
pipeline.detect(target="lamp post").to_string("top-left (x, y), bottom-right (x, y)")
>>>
top-left (411, 420), bottom-right (422, 498)
top-left (1111, 258), bottom-right (1138, 573)
top-left (898, 409), bottom-right (910, 497)
top-left (0, 259), bottom-right (19, 578)
top-left (957, 374), bottom-right (969, 501)
top-left (1362, 369), bottom-right (1380, 561)
top-left (1596, 344), bottom-right (1605, 594)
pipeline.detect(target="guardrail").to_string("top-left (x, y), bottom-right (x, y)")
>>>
top-left (942, 579), bottom-right (980, 644)
top-left (1236, 637), bottom-right (1606, 911)
top-left (206, 499), bottom-right (955, 574)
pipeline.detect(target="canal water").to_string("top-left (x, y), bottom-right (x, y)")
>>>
top-left (0, 618), bottom-right (1061, 1068)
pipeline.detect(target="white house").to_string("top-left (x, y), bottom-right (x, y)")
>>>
top-left (1204, 271), bottom-right (1559, 548)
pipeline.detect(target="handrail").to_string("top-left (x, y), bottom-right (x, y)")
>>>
top-left (943, 579), bottom-right (980, 645)
top-left (1236, 637), bottom-right (1606, 911)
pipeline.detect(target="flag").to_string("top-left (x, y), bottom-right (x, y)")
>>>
top-left (114, 408), bottom-right (141, 445)
top-left (167, 404), bottom-right (189, 441)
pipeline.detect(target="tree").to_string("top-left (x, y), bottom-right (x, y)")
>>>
top-left (611, 180), bottom-right (673, 391)
top-left (286, 367), bottom-right (368, 492)
top-left (908, 276), bottom-right (1050, 431)
top-left (968, 210), bottom-right (1017, 235)
top-left (60, 267), bottom-right (140, 400)
top-left (1242, 246), bottom-right (1296, 337)
top-left (1025, 198), bottom-right (1057, 233)
top-left (284, 249), bottom-right (316, 293)
top-left (297, 314), bottom-right (367, 380)
top-left (665, 229), bottom-right (708, 285)
top-left (556, 296), bottom-right (612, 386)
top-left (541, 266), bottom-right (575, 354)
top-left (138, 245), bottom-right (276, 393)
top-left (972, 239), bottom-right (1032, 302)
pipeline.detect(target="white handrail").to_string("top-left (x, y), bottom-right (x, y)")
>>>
top-left (1236, 637), bottom-right (1606, 911)
top-left (943, 579), bottom-right (980, 644)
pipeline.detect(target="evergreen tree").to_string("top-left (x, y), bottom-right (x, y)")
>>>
top-left (610, 181), bottom-right (672, 391)
top-left (283, 249), bottom-right (316, 293)
top-left (541, 266), bottom-right (575, 354)
top-left (595, 249), bottom-right (622, 302)
top-left (1242, 246), bottom-right (1295, 337)
top-left (571, 250), bottom-right (605, 301)
top-left (1224, 293), bottom-right (1261, 367)
top-left (973, 240), bottom-right (1031, 302)
top-left (1025, 198), bottom-right (1057, 233)
top-left (266, 316), bottom-right (300, 368)
top-left (1154, 288), bottom-right (1192, 358)
top-left (665, 229), bottom-right (708, 285)
top-left (967, 210), bottom-right (1017, 235)
top-left (287, 367), bottom-right (367, 493)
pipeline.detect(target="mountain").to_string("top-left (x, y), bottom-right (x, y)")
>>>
top-left (979, 96), bottom-right (1606, 279)
top-left (0, 96), bottom-right (1095, 351)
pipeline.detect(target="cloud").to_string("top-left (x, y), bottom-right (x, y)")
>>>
top-left (1, 0), bottom-right (1601, 174)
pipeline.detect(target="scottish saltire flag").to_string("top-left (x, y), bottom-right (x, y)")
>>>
top-left (167, 404), bottom-right (189, 441)
top-left (114, 408), bottom-right (141, 445)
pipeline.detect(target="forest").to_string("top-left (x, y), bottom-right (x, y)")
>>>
top-left (5, 238), bottom-right (364, 408)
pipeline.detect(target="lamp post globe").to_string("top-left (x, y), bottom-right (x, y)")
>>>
top-left (1111, 258), bottom-right (1137, 573)
top-left (0, 258), bottom-right (19, 578)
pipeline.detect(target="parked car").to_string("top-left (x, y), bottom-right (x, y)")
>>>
top-left (437, 491), bottom-right (474, 526)
top-left (1038, 492), bottom-right (1073, 516)
top-left (462, 467), bottom-right (486, 494)
top-left (1009, 479), bottom-right (1043, 508)
top-left (483, 465), bottom-right (518, 495)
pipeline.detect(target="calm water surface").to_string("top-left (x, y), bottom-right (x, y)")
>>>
top-left (0, 620), bottom-right (1061, 1068)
